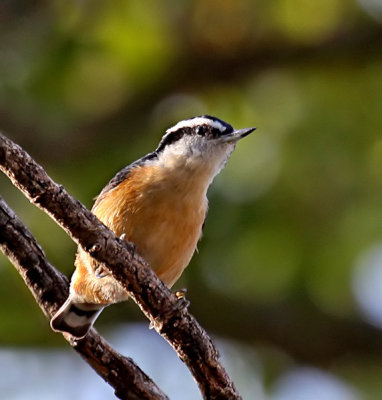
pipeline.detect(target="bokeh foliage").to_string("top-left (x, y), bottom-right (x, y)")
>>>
top-left (1, 0), bottom-right (382, 397)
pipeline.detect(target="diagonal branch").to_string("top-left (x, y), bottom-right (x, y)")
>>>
top-left (0, 133), bottom-right (241, 400)
top-left (0, 197), bottom-right (168, 400)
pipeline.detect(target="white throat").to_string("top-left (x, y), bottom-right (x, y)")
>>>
top-left (155, 135), bottom-right (235, 190)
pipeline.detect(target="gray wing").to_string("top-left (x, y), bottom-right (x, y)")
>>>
top-left (92, 151), bottom-right (158, 210)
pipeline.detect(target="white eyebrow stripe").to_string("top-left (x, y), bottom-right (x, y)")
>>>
top-left (166, 117), bottom-right (227, 134)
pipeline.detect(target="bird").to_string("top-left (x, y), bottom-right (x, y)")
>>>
top-left (50, 115), bottom-right (255, 339)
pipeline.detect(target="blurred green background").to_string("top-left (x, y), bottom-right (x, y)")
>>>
top-left (1, 0), bottom-right (382, 398)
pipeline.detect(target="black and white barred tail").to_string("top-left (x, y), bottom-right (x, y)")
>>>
top-left (50, 297), bottom-right (104, 339)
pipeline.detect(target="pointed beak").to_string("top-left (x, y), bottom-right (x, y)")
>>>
top-left (220, 127), bottom-right (256, 143)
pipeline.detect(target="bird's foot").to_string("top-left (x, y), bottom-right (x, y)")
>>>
top-left (95, 266), bottom-right (108, 279)
top-left (175, 288), bottom-right (190, 311)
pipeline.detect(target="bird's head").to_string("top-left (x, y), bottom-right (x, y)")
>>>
top-left (155, 115), bottom-right (255, 177)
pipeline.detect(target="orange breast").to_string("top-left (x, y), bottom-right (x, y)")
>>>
top-left (90, 164), bottom-right (207, 288)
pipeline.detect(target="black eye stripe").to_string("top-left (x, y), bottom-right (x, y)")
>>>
top-left (156, 130), bottom-right (187, 152)
top-left (156, 117), bottom-right (235, 153)
top-left (197, 125), bottom-right (232, 137)
top-left (196, 125), bottom-right (208, 136)
top-left (212, 127), bottom-right (224, 137)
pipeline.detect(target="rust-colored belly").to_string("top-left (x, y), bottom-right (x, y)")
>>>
top-left (72, 164), bottom-right (207, 304)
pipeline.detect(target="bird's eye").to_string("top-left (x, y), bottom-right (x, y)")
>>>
top-left (212, 128), bottom-right (223, 137)
top-left (197, 125), bottom-right (207, 136)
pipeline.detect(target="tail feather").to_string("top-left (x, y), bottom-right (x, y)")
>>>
top-left (50, 297), bottom-right (104, 339)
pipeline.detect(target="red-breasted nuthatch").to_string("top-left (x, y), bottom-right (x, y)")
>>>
top-left (51, 115), bottom-right (255, 338)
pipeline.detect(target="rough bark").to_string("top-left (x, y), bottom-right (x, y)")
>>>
top-left (0, 197), bottom-right (168, 400)
top-left (0, 133), bottom-right (241, 400)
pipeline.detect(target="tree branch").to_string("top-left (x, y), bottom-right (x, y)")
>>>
top-left (0, 133), bottom-right (241, 400)
top-left (0, 197), bottom-right (168, 400)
